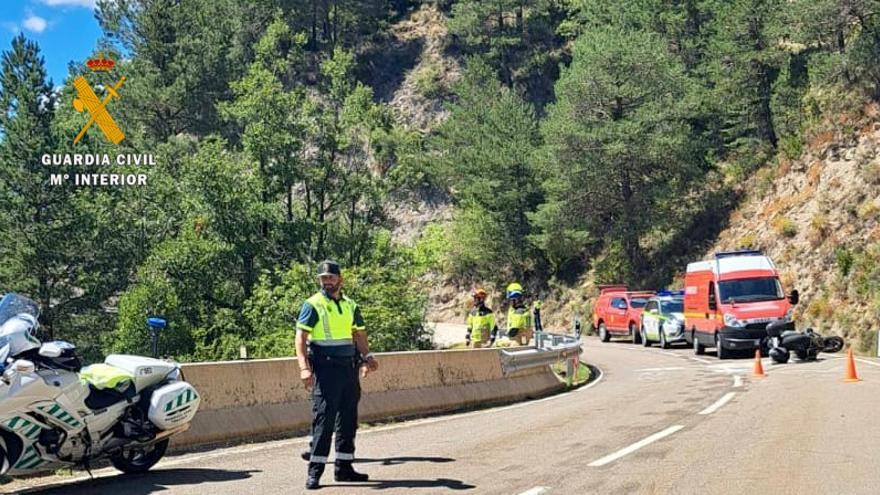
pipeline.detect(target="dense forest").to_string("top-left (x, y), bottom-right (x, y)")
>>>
top-left (2, 0), bottom-right (879, 362)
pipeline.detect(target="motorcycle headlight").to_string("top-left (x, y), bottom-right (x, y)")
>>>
top-left (723, 313), bottom-right (745, 328)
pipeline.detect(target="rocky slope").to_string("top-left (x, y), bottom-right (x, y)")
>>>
top-left (708, 104), bottom-right (880, 352)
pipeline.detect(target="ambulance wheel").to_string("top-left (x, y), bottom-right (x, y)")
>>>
top-left (716, 335), bottom-right (730, 360)
top-left (110, 439), bottom-right (169, 474)
top-left (631, 323), bottom-right (641, 345)
top-left (693, 332), bottom-right (705, 355)
top-left (660, 331), bottom-right (670, 349)
top-left (599, 323), bottom-right (610, 343)
top-left (641, 325), bottom-right (650, 347)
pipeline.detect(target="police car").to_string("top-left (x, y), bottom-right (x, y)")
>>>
top-left (639, 291), bottom-right (685, 349)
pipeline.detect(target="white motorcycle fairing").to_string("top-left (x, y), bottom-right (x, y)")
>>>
top-left (0, 293), bottom-right (200, 477)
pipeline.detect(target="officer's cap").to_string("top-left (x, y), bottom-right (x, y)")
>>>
top-left (317, 259), bottom-right (341, 276)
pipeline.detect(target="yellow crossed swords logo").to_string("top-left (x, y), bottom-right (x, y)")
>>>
top-left (72, 75), bottom-right (126, 145)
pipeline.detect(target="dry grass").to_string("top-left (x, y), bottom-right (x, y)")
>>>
top-left (858, 198), bottom-right (880, 219)
top-left (864, 161), bottom-right (880, 185)
top-left (809, 130), bottom-right (836, 151)
top-left (773, 216), bottom-right (798, 238)
top-left (807, 161), bottom-right (823, 187)
top-left (777, 157), bottom-right (793, 177)
top-left (808, 212), bottom-right (829, 247)
top-left (806, 295), bottom-right (836, 321)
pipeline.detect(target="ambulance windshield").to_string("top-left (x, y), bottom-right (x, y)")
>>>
top-left (718, 277), bottom-right (784, 303)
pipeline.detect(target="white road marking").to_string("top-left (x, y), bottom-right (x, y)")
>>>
top-left (17, 364), bottom-right (605, 493)
top-left (733, 375), bottom-right (743, 388)
top-left (698, 392), bottom-right (736, 415)
top-left (690, 357), bottom-right (712, 364)
top-left (588, 425), bottom-right (685, 467)
top-left (634, 367), bottom-right (685, 372)
top-left (517, 487), bottom-right (550, 495)
top-left (855, 358), bottom-right (880, 368)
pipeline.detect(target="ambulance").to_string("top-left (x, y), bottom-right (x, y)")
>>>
top-left (683, 250), bottom-right (799, 359)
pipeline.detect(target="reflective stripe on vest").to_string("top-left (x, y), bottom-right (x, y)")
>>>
top-left (306, 292), bottom-right (357, 345)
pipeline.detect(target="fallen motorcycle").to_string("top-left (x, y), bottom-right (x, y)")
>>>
top-left (765, 319), bottom-right (845, 364)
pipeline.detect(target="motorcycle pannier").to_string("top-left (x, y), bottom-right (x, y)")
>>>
top-left (147, 381), bottom-right (200, 430)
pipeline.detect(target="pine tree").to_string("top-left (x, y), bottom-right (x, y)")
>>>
top-left (0, 35), bottom-right (65, 339)
top-left (535, 27), bottom-right (702, 281)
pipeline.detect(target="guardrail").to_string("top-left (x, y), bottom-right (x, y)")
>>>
top-left (499, 330), bottom-right (582, 380)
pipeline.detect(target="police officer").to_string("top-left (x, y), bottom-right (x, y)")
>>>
top-left (505, 282), bottom-right (534, 346)
top-left (296, 260), bottom-right (379, 490)
top-left (466, 288), bottom-right (498, 348)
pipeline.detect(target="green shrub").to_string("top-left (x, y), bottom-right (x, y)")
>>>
top-left (773, 217), bottom-right (798, 238)
top-left (593, 240), bottom-right (633, 286)
top-left (864, 162), bottom-right (880, 185)
top-left (412, 61), bottom-right (445, 98)
top-left (836, 248), bottom-right (854, 277)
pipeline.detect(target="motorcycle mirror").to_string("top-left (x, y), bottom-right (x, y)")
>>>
top-left (789, 289), bottom-right (799, 305)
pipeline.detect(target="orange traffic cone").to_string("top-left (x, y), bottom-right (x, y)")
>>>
top-left (844, 348), bottom-right (861, 383)
top-left (753, 349), bottom-right (766, 378)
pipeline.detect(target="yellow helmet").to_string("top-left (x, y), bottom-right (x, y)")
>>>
top-left (506, 282), bottom-right (523, 299)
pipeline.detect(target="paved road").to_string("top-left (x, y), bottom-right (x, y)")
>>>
top-left (430, 322), bottom-right (466, 348)
top-left (12, 338), bottom-right (880, 495)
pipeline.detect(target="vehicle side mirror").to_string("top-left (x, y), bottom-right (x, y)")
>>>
top-left (789, 289), bottom-right (799, 305)
top-left (708, 298), bottom-right (717, 311)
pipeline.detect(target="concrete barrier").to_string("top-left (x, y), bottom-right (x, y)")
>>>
top-left (173, 349), bottom-right (563, 447)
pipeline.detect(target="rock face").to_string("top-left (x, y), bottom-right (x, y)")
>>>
top-left (709, 104), bottom-right (880, 350)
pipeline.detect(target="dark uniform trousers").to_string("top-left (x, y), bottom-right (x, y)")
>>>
top-left (308, 350), bottom-right (361, 472)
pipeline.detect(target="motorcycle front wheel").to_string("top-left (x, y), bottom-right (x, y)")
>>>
top-left (823, 336), bottom-right (844, 353)
top-left (110, 438), bottom-right (169, 474)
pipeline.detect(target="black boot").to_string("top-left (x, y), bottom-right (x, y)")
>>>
top-left (306, 462), bottom-right (324, 490)
top-left (335, 461), bottom-right (369, 482)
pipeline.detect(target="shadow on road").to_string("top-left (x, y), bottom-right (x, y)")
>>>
top-left (36, 468), bottom-right (259, 495)
top-left (334, 478), bottom-right (475, 490)
top-left (354, 456), bottom-right (454, 465)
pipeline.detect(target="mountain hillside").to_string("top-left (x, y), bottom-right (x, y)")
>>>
top-left (709, 104), bottom-right (880, 353)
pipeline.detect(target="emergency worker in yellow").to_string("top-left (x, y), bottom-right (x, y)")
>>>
top-left (466, 288), bottom-right (498, 348)
top-left (296, 260), bottom-right (378, 490)
top-left (506, 282), bottom-right (534, 345)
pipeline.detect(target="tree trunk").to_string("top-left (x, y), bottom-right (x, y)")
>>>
top-left (39, 275), bottom-right (53, 341)
top-left (756, 62), bottom-right (778, 148)
top-left (516, 0), bottom-right (524, 34)
top-left (243, 253), bottom-right (255, 299)
top-left (310, 0), bottom-right (318, 50)
top-left (619, 171), bottom-right (644, 281)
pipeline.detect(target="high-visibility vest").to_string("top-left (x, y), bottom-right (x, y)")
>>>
top-left (304, 292), bottom-right (361, 346)
top-left (507, 305), bottom-right (532, 331)
top-left (467, 309), bottom-right (495, 341)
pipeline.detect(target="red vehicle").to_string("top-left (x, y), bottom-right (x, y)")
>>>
top-left (683, 250), bottom-right (799, 359)
top-left (592, 286), bottom-right (655, 344)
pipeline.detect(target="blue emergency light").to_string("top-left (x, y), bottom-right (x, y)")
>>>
top-left (656, 290), bottom-right (684, 297)
top-left (147, 317), bottom-right (167, 330)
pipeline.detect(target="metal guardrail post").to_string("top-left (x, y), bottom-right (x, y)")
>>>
top-left (499, 332), bottom-right (582, 375)
top-left (566, 357), bottom-right (574, 386)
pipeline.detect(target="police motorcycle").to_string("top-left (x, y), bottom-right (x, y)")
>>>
top-left (0, 293), bottom-right (200, 476)
top-left (765, 319), bottom-right (845, 364)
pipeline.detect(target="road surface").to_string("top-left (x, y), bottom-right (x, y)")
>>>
top-left (11, 337), bottom-right (880, 494)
